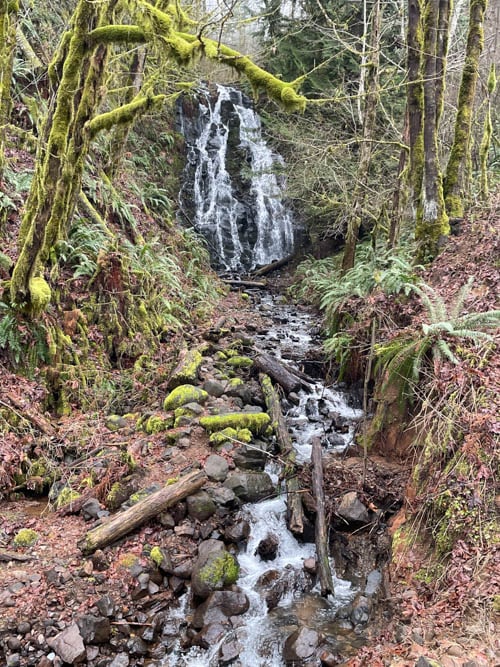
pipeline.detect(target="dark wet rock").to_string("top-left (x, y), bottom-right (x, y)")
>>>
top-left (233, 442), bottom-right (268, 470)
top-left (350, 594), bottom-right (372, 625)
top-left (192, 590), bottom-right (250, 629)
top-left (47, 623), bottom-right (86, 663)
top-left (126, 636), bottom-right (149, 655)
top-left (169, 575), bottom-right (187, 596)
top-left (219, 637), bottom-right (242, 664)
top-left (319, 649), bottom-right (341, 666)
top-left (90, 550), bottom-right (109, 571)
top-left (337, 492), bottom-right (370, 524)
top-left (191, 539), bottom-right (239, 599)
top-left (204, 454), bottom-right (229, 482)
top-left (17, 621), bottom-right (31, 634)
top-left (209, 486), bottom-right (239, 510)
top-left (77, 614), bottom-right (111, 644)
top-left (255, 533), bottom-right (279, 561)
top-left (172, 559), bottom-right (193, 579)
top-left (203, 380), bottom-right (226, 397)
top-left (256, 564), bottom-right (312, 611)
top-left (224, 471), bottom-right (274, 502)
top-left (225, 381), bottom-right (255, 404)
top-left (159, 511), bottom-right (176, 528)
top-left (415, 659), bottom-right (443, 667)
top-left (283, 626), bottom-right (320, 663)
top-left (6, 636), bottom-right (22, 650)
top-left (96, 595), bottom-right (116, 617)
top-left (187, 490), bottom-right (216, 521)
top-left (170, 500), bottom-right (187, 523)
top-left (81, 498), bottom-right (106, 520)
top-left (37, 657), bottom-right (52, 667)
top-left (224, 519), bottom-right (250, 544)
top-left (192, 622), bottom-right (227, 649)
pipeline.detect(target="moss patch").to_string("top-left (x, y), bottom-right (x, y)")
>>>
top-left (201, 412), bottom-right (270, 435)
top-left (209, 427), bottom-right (253, 446)
top-left (164, 384), bottom-right (208, 410)
top-left (198, 552), bottom-right (239, 588)
top-left (13, 528), bottom-right (39, 547)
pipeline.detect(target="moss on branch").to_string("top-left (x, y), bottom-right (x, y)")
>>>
top-left (86, 94), bottom-right (166, 137)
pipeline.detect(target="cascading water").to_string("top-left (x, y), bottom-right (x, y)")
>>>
top-left (178, 85), bottom-right (294, 273)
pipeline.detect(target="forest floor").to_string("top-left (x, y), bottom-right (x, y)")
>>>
top-left (0, 185), bottom-right (498, 666)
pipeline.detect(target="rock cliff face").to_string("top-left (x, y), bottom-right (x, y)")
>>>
top-left (177, 85), bottom-right (294, 274)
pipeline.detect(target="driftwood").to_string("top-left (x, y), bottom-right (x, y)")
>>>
top-left (253, 352), bottom-right (302, 395)
top-left (251, 255), bottom-right (294, 277)
top-left (222, 279), bottom-right (267, 289)
top-left (311, 437), bottom-right (334, 596)
top-left (80, 470), bottom-right (206, 554)
top-left (260, 373), bottom-right (304, 536)
top-left (0, 550), bottom-right (32, 562)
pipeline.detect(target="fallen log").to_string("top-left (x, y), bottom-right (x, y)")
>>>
top-left (1, 393), bottom-right (55, 437)
top-left (260, 373), bottom-right (304, 536)
top-left (168, 344), bottom-right (208, 389)
top-left (253, 352), bottom-right (302, 395)
top-left (311, 437), bottom-right (334, 596)
top-left (251, 255), bottom-right (294, 277)
top-left (80, 470), bottom-right (206, 554)
top-left (222, 279), bottom-right (267, 289)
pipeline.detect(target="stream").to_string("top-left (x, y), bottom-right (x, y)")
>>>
top-left (160, 293), bottom-right (366, 666)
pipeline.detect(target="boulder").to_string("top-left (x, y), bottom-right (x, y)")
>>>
top-left (164, 384), bottom-right (208, 411)
top-left (192, 590), bottom-right (250, 629)
top-left (233, 442), bottom-right (268, 470)
top-left (203, 380), bottom-right (226, 397)
top-left (283, 627), bottom-right (319, 664)
top-left (191, 539), bottom-right (239, 599)
top-left (224, 471), bottom-right (274, 502)
top-left (255, 534), bottom-right (279, 561)
top-left (204, 454), bottom-right (229, 482)
top-left (337, 492), bottom-right (370, 524)
top-left (186, 490), bottom-right (216, 521)
top-left (77, 614), bottom-right (111, 644)
top-left (47, 624), bottom-right (86, 664)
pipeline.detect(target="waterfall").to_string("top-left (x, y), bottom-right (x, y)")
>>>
top-left (178, 85), bottom-right (294, 274)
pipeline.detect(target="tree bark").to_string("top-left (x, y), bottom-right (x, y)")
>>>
top-left (407, 0), bottom-right (424, 216)
top-left (80, 470), bottom-right (206, 554)
top-left (311, 437), bottom-right (334, 596)
top-left (444, 0), bottom-right (488, 218)
top-left (259, 373), bottom-right (304, 536)
top-left (253, 352), bottom-right (303, 395)
top-left (0, 0), bottom-right (18, 180)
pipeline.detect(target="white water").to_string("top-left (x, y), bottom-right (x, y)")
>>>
top-left (185, 85), bottom-right (294, 273)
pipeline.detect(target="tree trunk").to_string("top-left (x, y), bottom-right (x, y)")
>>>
top-left (444, 0), bottom-right (488, 218)
top-left (341, 0), bottom-right (382, 273)
top-left (0, 0), bottom-right (18, 180)
top-left (311, 437), bottom-right (334, 596)
top-left (81, 470), bottom-right (206, 554)
top-left (415, 0), bottom-right (450, 261)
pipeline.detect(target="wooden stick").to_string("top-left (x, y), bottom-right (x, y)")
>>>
top-left (222, 279), bottom-right (267, 289)
top-left (311, 437), bottom-right (334, 596)
top-left (80, 470), bottom-right (206, 554)
top-left (251, 255), bottom-right (294, 277)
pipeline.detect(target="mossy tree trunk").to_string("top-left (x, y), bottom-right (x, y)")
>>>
top-left (414, 0), bottom-right (450, 262)
top-left (407, 0), bottom-right (424, 216)
top-left (9, 0), bottom-right (307, 315)
top-left (444, 0), bottom-right (488, 218)
top-left (479, 65), bottom-right (496, 199)
top-left (341, 0), bottom-right (382, 273)
top-left (0, 0), bottom-right (18, 181)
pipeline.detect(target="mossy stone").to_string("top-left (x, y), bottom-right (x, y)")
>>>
top-left (164, 384), bottom-right (208, 411)
top-left (13, 528), bottom-right (39, 547)
top-left (200, 412), bottom-right (270, 435)
top-left (168, 349), bottom-right (203, 388)
top-left (226, 355), bottom-right (253, 369)
top-left (55, 487), bottom-right (81, 509)
top-left (105, 415), bottom-right (129, 431)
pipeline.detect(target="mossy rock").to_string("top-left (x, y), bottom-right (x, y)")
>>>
top-left (226, 355), bottom-right (253, 369)
top-left (105, 415), bottom-right (130, 431)
top-left (55, 487), bottom-right (81, 509)
top-left (168, 349), bottom-right (204, 388)
top-left (200, 412), bottom-right (270, 435)
top-left (164, 384), bottom-right (208, 411)
top-left (209, 427), bottom-right (253, 446)
top-left (13, 528), bottom-right (39, 547)
top-left (143, 414), bottom-right (174, 434)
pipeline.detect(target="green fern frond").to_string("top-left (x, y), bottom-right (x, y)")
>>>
top-left (449, 276), bottom-right (474, 320)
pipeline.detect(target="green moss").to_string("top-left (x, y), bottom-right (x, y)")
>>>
top-left (209, 427), bottom-right (252, 446)
top-left (28, 276), bottom-right (51, 314)
top-left (87, 94), bottom-right (166, 138)
top-left (226, 355), bottom-right (253, 369)
top-left (118, 552), bottom-right (139, 569)
top-left (150, 546), bottom-right (164, 566)
top-left (201, 412), bottom-right (270, 435)
top-left (164, 384), bottom-right (208, 410)
top-left (55, 487), bottom-right (81, 508)
top-left (129, 489), bottom-right (149, 505)
top-left (215, 351), bottom-right (227, 361)
top-left (13, 528), bottom-right (39, 547)
top-left (169, 349), bottom-right (203, 386)
top-left (144, 414), bottom-right (173, 433)
top-left (198, 552), bottom-right (239, 588)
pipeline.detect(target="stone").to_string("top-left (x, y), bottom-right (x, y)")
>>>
top-left (126, 636), bottom-right (149, 655)
top-left (187, 490), bottom-right (216, 521)
top-left (192, 622), bottom-right (227, 649)
top-left (219, 638), bottom-right (243, 664)
top-left (337, 492), bottom-right (370, 524)
top-left (303, 558), bottom-right (317, 575)
top-left (204, 454), bottom-right (229, 482)
top-left (203, 380), bottom-right (226, 397)
top-left (319, 649), bottom-right (340, 666)
top-left (164, 384), bottom-right (208, 411)
top-left (365, 569), bottom-right (382, 597)
top-left (415, 659), bottom-right (443, 667)
top-left (37, 658), bottom-right (52, 667)
top-left (96, 595), bottom-right (117, 617)
top-left (191, 539), bottom-right (239, 599)
top-left (255, 534), bottom-right (279, 561)
top-left (192, 590), bottom-right (250, 629)
top-left (47, 623), bottom-right (86, 664)
top-left (224, 520), bottom-right (250, 543)
top-left (224, 471), bottom-right (274, 503)
top-left (350, 595), bottom-right (371, 625)
top-left (81, 498), bottom-right (103, 520)
top-left (209, 487), bottom-right (239, 509)
top-left (77, 614), bottom-right (111, 644)
top-left (105, 415), bottom-right (128, 431)
top-left (7, 637), bottom-right (22, 650)
top-left (108, 653), bottom-right (130, 667)
top-left (283, 627), bottom-right (319, 663)
top-left (233, 442), bottom-right (268, 470)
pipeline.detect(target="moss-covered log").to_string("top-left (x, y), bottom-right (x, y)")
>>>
top-left (80, 470), bottom-right (206, 553)
top-left (444, 0), bottom-right (488, 218)
top-left (311, 436), bottom-right (334, 596)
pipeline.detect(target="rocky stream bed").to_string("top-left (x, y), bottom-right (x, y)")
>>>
top-left (0, 291), bottom-right (408, 667)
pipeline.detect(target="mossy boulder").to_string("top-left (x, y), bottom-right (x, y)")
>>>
top-left (224, 471), bottom-right (275, 502)
top-left (13, 528), bottom-right (39, 547)
top-left (173, 402), bottom-right (204, 427)
top-left (143, 414), bottom-right (174, 434)
top-left (191, 539), bottom-right (239, 599)
top-left (168, 349), bottom-right (204, 388)
top-left (226, 355), bottom-right (253, 369)
top-left (209, 427), bottom-right (253, 447)
top-left (105, 415), bottom-right (129, 431)
top-left (200, 412), bottom-right (270, 435)
top-left (164, 384), bottom-right (209, 411)
top-left (55, 487), bottom-right (81, 509)
top-left (186, 490), bottom-right (217, 521)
